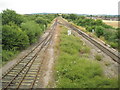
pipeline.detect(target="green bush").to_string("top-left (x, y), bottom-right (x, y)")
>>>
top-left (95, 54), bottom-right (102, 61)
top-left (95, 19), bottom-right (103, 26)
top-left (2, 24), bottom-right (29, 50)
top-left (35, 17), bottom-right (47, 26)
top-left (86, 26), bottom-right (92, 32)
top-left (109, 42), bottom-right (118, 49)
top-left (95, 26), bottom-right (104, 38)
top-left (2, 9), bottom-right (23, 25)
top-left (21, 21), bottom-right (42, 44)
top-left (2, 50), bottom-right (16, 62)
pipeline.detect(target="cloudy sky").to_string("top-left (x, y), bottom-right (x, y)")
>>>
top-left (0, 0), bottom-right (119, 15)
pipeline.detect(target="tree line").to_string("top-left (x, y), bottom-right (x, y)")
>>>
top-left (2, 9), bottom-right (56, 63)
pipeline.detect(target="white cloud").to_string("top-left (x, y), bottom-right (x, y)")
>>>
top-left (0, 0), bottom-right (119, 15)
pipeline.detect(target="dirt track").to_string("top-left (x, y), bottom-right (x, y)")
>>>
top-left (37, 24), bottom-right (61, 88)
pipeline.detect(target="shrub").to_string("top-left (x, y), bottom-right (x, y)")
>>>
top-left (109, 42), bottom-right (118, 49)
top-left (95, 26), bottom-right (104, 38)
top-left (21, 21), bottom-right (42, 44)
top-left (2, 9), bottom-right (23, 25)
top-left (95, 54), bottom-right (102, 61)
top-left (80, 47), bottom-right (90, 54)
top-left (2, 50), bottom-right (16, 62)
top-left (2, 24), bottom-right (29, 50)
top-left (35, 17), bottom-right (47, 26)
top-left (104, 61), bottom-right (111, 66)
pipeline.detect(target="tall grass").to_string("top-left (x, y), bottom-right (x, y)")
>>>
top-left (55, 26), bottom-right (118, 88)
top-left (2, 50), bottom-right (19, 66)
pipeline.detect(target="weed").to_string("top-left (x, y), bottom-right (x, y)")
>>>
top-left (95, 54), bottom-right (102, 61)
top-left (80, 47), bottom-right (90, 54)
top-left (2, 50), bottom-right (19, 66)
top-left (104, 61), bottom-right (111, 66)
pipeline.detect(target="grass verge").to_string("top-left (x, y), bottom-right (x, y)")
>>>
top-left (54, 26), bottom-right (118, 88)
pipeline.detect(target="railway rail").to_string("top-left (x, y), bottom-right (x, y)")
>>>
top-left (58, 17), bottom-right (120, 64)
top-left (1, 20), bottom-right (57, 89)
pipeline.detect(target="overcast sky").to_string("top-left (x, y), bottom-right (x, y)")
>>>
top-left (0, 0), bottom-right (119, 15)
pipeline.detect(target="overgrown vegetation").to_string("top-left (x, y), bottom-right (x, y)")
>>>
top-left (2, 9), bottom-right (56, 64)
top-left (55, 26), bottom-right (118, 88)
top-left (62, 14), bottom-right (119, 51)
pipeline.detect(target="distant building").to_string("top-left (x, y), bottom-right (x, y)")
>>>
top-left (87, 16), bottom-right (118, 21)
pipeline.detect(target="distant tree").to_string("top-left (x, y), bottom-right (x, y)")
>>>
top-left (95, 26), bottom-right (104, 38)
top-left (103, 29), bottom-right (112, 40)
top-left (69, 14), bottom-right (78, 20)
top-left (78, 16), bottom-right (85, 19)
top-left (2, 9), bottom-right (23, 25)
top-left (62, 14), bottom-right (70, 19)
top-left (86, 26), bottom-right (95, 32)
top-left (35, 17), bottom-right (47, 26)
top-left (95, 19), bottom-right (103, 26)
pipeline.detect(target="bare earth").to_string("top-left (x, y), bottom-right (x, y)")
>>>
top-left (38, 24), bottom-right (61, 88)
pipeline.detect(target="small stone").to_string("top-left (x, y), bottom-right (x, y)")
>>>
top-left (97, 50), bottom-right (101, 53)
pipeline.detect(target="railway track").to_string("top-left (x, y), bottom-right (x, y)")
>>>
top-left (1, 20), bottom-right (57, 89)
top-left (58, 17), bottom-right (120, 64)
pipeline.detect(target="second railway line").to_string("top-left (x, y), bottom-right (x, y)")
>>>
top-left (58, 17), bottom-right (120, 64)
